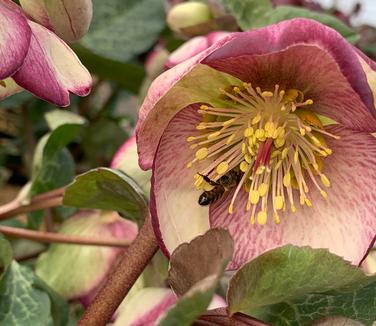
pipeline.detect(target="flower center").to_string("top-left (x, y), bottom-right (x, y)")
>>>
top-left (186, 83), bottom-right (339, 225)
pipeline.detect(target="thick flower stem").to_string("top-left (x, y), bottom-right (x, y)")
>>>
top-left (0, 225), bottom-right (133, 247)
top-left (78, 216), bottom-right (159, 326)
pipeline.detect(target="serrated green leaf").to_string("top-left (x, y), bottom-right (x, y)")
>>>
top-left (256, 6), bottom-right (359, 43)
top-left (228, 246), bottom-right (376, 325)
top-left (217, 0), bottom-right (272, 30)
top-left (63, 168), bottom-right (148, 224)
top-left (0, 261), bottom-right (68, 326)
top-left (81, 0), bottom-right (165, 62)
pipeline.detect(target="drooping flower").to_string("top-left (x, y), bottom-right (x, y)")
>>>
top-left (136, 19), bottom-right (376, 270)
top-left (0, 0), bottom-right (91, 106)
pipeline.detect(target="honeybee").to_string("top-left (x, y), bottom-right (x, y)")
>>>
top-left (198, 169), bottom-right (242, 206)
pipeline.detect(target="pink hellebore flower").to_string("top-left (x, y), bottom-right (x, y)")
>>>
top-left (0, 0), bottom-right (91, 106)
top-left (136, 18), bottom-right (376, 270)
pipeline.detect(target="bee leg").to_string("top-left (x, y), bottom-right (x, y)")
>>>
top-left (198, 173), bottom-right (218, 186)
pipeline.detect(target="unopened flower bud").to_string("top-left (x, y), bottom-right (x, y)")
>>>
top-left (167, 2), bottom-right (213, 34)
top-left (20, 0), bottom-right (93, 42)
top-left (145, 45), bottom-right (170, 80)
top-left (35, 211), bottom-right (138, 304)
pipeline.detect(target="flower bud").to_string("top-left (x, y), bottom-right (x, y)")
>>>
top-left (145, 45), bottom-right (170, 80)
top-left (35, 211), bottom-right (138, 304)
top-left (111, 135), bottom-right (152, 196)
top-left (167, 2), bottom-right (213, 34)
top-left (19, 0), bottom-right (93, 42)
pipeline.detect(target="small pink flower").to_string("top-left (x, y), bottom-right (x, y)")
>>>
top-left (0, 0), bottom-right (91, 106)
top-left (137, 18), bottom-right (376, 270)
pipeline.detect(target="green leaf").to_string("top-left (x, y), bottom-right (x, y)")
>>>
top-left (0, 261), bottom-right (68, 326)
top-left (81, 0), bottom-right (165, 62)
top-left (63, 168), bottom-right (148, 224)
top-left (217, 0), bottom-right (272, 30)
top-left (73, 45), bottom-right (145, 93)
top-left (0, 237), bottom-right (12, 279)
top-left (158, 229), bottom-right (234, 326)
top-left (257, 6), bottom-right (359, 43)
top-left (228, 245), bottom-right (376, 325)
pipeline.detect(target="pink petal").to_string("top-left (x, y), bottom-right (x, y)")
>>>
top-left (0, 78), bottom-right (23, 100)
top-left (203, 18), bottom-right (376, 122)
top-left (210, 126), bottom-right (376, 270)
top-left (19, 0), bottom-right (53, 30)
top-left (0, 0), bottom-right (31, 79)
top-left (150, 105), bottom-right (210, 257)
top-left (12, 21), bottom-right (92, 107)
top-left (206, 44), bottom-right (376, 132)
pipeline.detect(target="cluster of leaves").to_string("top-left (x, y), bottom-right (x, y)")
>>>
top-left (1, 0), bottom-right (376, 325)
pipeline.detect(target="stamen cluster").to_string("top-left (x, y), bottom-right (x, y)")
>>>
top-left (187, 82), bottom-right (339, 225)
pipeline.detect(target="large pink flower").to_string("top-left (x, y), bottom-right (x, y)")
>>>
top-left (136, 18), bottom-right (376, 270)
top-left (0, 0), bottom-right (91, 106)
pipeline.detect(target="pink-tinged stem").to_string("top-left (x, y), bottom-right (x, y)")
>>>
top-left (0, 187), bottom-right (65, 220)
top-left (0, 225), bottom-right (133, 247)
top-left (78, 216), bottom-right (159, 326)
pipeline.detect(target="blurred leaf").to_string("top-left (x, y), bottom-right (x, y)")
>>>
top-left (217, 0), bottom-right (272, 30)
top-left (45, 110), bottom-right (86, 130)
top-left (0, 261), bottom-right (68, 326)
top-left (0, 92), bottom-right (34, 109)
top-left (81, 0), bottom-right (165, 62)
top-left (63, 168), bottom-right (148, 223)
top-left (258, 6), bottom-right (359, 43)
top-left (0, 237), bottom-right (12, 279)
top-left (227, 245), bottom-right (376, 325)
top-left (81, 117), bottom-right (127, 166)
top-left (73, 45), bottom-right (145, 93)
top-left (158, 229), bottom-right (234, 326)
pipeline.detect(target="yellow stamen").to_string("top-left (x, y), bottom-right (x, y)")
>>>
top-left (257, 211), bottom-right (267, 225)
top-left (216, 161), bottom-right (229, 175)
top-left (258, 183), bottom-right (269, 197)
top-left (249, 190), bottom-right (260, 205)
top-left (195, 148), bottom-right (209, 160)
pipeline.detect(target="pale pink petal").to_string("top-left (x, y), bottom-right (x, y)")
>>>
top-left (12, 21), bottom-right (92, 107)
top-left (113, 288), bottom-right (177, 326)
top-left (151, 105), bottom-right (210, 257)
top-left (208, 295), bottom-right (227, 310)
top-left (0, 0), bottom-right (31, 79)
top-left (206, 44), bottom-right (376, 132)
top-left (19, 0), bottom-right (52, 29)
top-left (210, 126), bottom-right (376, 270)
top-left (0, 78), bottom-right (23, 100)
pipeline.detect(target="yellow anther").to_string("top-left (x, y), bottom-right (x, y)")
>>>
top-left (276, 127), bottom-right (285, 138)
top-left (291, 205), bottom-right (297, 213)
top-left (274, 196), bottom-right (284, 210)
top-left (320, 190), bottom-right (328, 199)
top-left (187, 136), bottom-right (196, 142)
top-left (228, 204), bottom-right (234, 214)
top-left (325, 148), bottom-right (333, 155)
top-left (255, 128), bottom-right (265, 139)
top-left (247, 146), bottom-right (255, 156)
top-left (299, 128), bottom-right (306, 136)
top-left (283, 173), bottom-right (291, 187)
top-left (252, 113), bottom-right (261, 125)
top-left (300, 195), bottom-right (305, 205)
top-left (273, 213), bottom-right (280, 224)
top-left (281, 147), bottom-right (289, 159)
top-left (233, 86), bottom-right (241, 93)
top-left (319, 150), bottom-right (328, 157)
top-left (258, 183), bottom-right (269, 197)
top-left (264, 121), bottom-right (275, 131)
top-left (240, 161), bottom-right (249, 172)
top-left (304, 99), bottom-right (313, 105)
top-left (244, 154), bottom-right (252, 163)
top-left (279, 90), bottom-right (285, 97)
top-left (223, 118), bottom-right (236, 126)
top-left (208, 131), bottom-right (221, 139)
top-left (257, 211), bottom-right (267, 225)
top-left (242, 143), bottom-right (246, 154)
top-left (250, 214), bottom-right (255, 225)
top-left (256, 165), bottom-right (265, 175)
top-left (320, 174), bottom-right (331, 187)
top-left (271, 150), bottom-right (281, 159)
top-left (305, 198), bottom-right (312, 207)
top-left (244, 127), bottom-right (254, 137)
top-left (262, 91), bottom-right (274, 98)
top-left (226, 133), bottom-right (236, 144)
top-left (274, 137), bottom-right (285, 148)
top-left (203, 183), bottom-right (214, 191)
top-left (311, 136), bottom-right (321, 145)
top-left (216, 161), bottom-right (229, 175)
top-left (190, 144), bottom-right (198, 149)
top-left (249, 190), bottom-right (260, 204)
top-left (186, 162), bottom-right (193, 168)
top-left (194, 174), bottom-right (201, 180)
top-left (294, 150), bottom-right (299, 164)
top-left (200, 105), bottom-right (209, 110)
top-left (195, 148), bottom-right (209, 160)
top-left (196, 123), bottom-right (206, 130)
